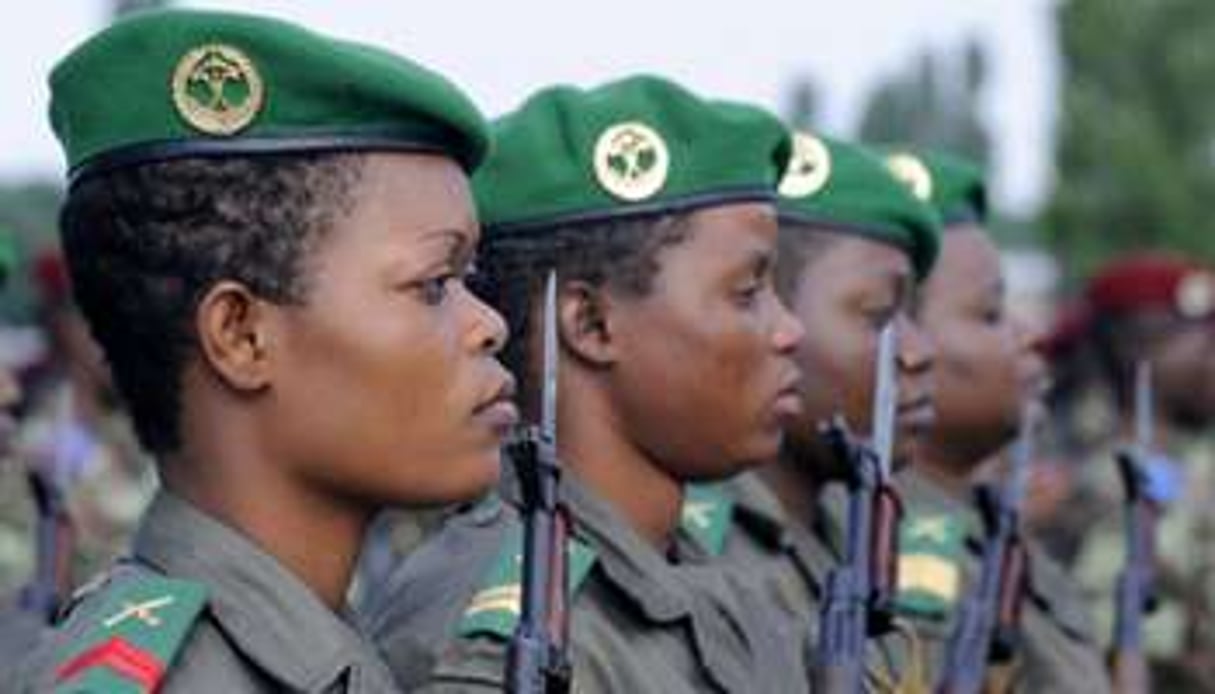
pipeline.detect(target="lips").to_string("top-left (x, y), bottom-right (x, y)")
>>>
top-left (897, 395), bottom-right (936, 430)
top-left (473, 372), bottom-right (521, 434)
top-left (771, 373), bottom-right (804, 420)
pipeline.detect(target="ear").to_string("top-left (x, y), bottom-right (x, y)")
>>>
top-left (557, 280), bottom-right (621, 367)
top-left (194, 280), bottom-right (275, 392)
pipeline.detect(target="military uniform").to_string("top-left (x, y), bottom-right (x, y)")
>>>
top-left (16, 492), bottom-right (401, 692)
top-left (1071, 436), bottom-right (1215, 686)
top-left (894, 467), bottom-right (1109, 693)
top-left (368, 474), bottom-right (798, 693)
top-left (704, 474), bottom-right (923, 693)
top-left (0, 602), bottom-right (45, 679)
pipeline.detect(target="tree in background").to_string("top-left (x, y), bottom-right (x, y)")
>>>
top-left (1044, 0), bottom-right (1215, 280)
top-left (856, 37), bottom-right (991, 171)
top-left (783, 77), bottom-right (821, 132)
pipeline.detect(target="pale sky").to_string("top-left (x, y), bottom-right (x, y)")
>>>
top-left (1, 0), bottom-right (1058, 214)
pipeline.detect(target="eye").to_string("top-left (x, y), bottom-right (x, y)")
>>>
top-left (864, 305), bottom-right (898, 330)
top-left (417, 273), bottom-right (457, 306)
top-left (733, 280), bottom-right (764, 308)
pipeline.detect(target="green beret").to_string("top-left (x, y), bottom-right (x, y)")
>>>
top-left (777, 132), bottom-right (940, 279)
top-left (880, 148), bottom-right (987, 225)
top-left (473, 75), bottom-right (791, 233)
top-left (49, 9), bottom-right (490, 184)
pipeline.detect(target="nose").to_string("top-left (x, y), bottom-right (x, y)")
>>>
top-left (464, 285), bottom-right (509, 355)
top-left (771, 292), bottom-right (805, 354)
top-left (1013, 315), bottom-right (1048, 378)
top-left (897, 313), bottom-right (935, 375)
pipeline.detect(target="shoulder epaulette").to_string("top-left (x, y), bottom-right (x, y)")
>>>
top-left (680, 483), bottom-right (735, 556)
top-left (457, 521), bottom-right (596, 639)
top-left (894, 511), bottom-right (966, 620)
top-left (50, 575), bottom-right (207, 693)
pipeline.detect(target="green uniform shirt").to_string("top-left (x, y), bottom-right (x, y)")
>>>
top-left (895, 468), bottom-right (1110, 693)
top-left (370, 473), bottom-right (799, 693)
top-left (16, 490), bottom-right (402, 692)
top-left (714, 473), bottom-right (916, 692)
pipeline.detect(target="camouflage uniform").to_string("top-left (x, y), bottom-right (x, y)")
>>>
top-left (14, 382), bottom-right (155, 588)
top-left (1072, 435), bottom-right (1215, 689)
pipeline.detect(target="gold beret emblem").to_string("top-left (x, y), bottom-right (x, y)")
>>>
top-left (778, 131), bottom-right (831, 199)
top-left (1176, 272), bottom-right (1215, 319)
top-left (593, 122), bottom-right (670, 202)
top-left (885, 152), bottom-right (934, 202)
top-left (171, 44), bottom-right (264, 136)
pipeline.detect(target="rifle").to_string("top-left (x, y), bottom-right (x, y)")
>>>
top-left (1110, 361), bottom-right (1157, 694)
top-left (814, 321), bottom-right (904, 693)
top-left (936, 405), bottom-right (1037, 694)
top-left (505, 271), bottom-right (573, 694)
top-left (19, 465), bottom-right (74, 623)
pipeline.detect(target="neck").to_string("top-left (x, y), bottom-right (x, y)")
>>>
top-left (759, 445), bottom-right (826, 527)
top-left (558, 372), bottom-right (684, 550)
top-left (166, 381), bottom-right (368, 610)
top-left (910, 448), bottom-right (977, 501)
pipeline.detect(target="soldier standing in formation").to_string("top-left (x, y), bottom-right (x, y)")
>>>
top-left (367, 75), bottom-right (808, 693)
top-left (887, 150), bottom-right (1111, 692)
top-left (17, 8), bottom-right (515, 691)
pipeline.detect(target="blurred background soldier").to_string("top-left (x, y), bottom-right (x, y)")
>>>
top-left (14, 250), bottom-right (152, 587)
top-left (1041, 254), bottom-right (1215, 691)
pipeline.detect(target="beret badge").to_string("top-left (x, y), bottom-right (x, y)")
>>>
top-left (171, 43), bottom-right (265, 136)
top-left (1176, 272), bottom-right (1215, 319)
top-left (778, 131), bottom-right (831, 199)
top-left (885, 152), bottom-right (934, 203)
top-left (592, 121), bottom-right (669, 202)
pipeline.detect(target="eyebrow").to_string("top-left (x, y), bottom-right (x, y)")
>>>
top-left (418, 227), bottom-right (473, 262)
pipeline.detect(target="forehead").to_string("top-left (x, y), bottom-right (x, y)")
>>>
top-left (676, 202), bottom-right (778, 256)
top-left (349, 152), bottom-right (477, 230)
top-left (807, 233), bottom-right (912, 284)
top-left (934, 229), bottom-right (1001, 287)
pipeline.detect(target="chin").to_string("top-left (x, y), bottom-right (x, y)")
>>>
top-left (402, 452), bottom-right (502, 507)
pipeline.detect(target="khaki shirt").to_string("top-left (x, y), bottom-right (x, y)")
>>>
top-left (16, 491), bottom-right (401, 693)
top-left (370, 475), bottom-right (798, 693)
top-left (895, 468), bottom-right (1110, 693)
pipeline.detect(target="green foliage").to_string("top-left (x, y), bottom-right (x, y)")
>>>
top-left (1044, 0), bottom-right (1215, 280)
top-left (783, 78), bottom-right (820, 132)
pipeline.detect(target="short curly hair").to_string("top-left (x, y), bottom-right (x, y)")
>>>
top-left (60, 154), bottom-right (364, 454)
top-left (475, 214), bottom-right (691, 399)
